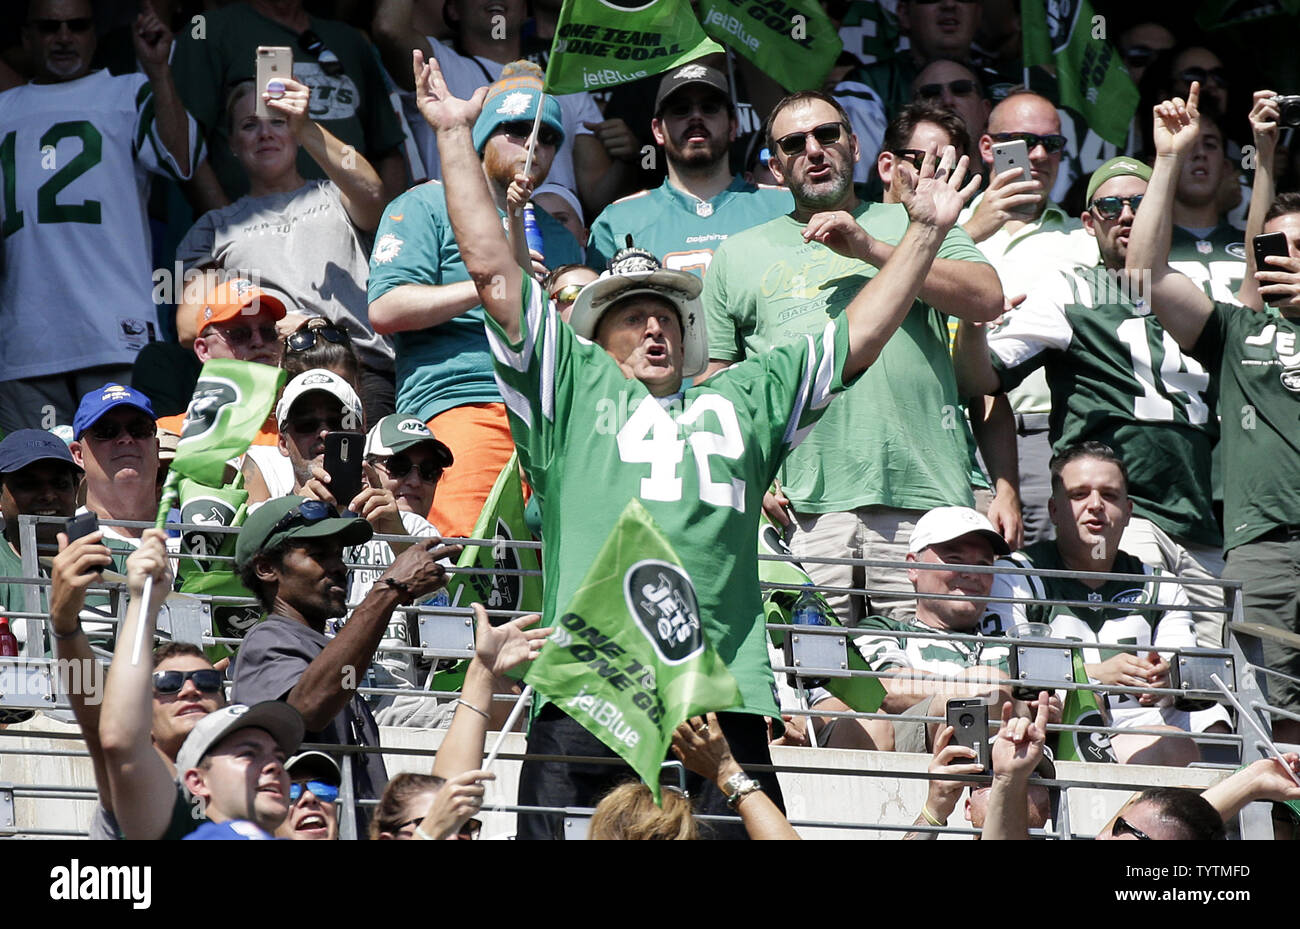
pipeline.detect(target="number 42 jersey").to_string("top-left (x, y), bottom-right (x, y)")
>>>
top-left (0, 69), bottom-right (201, 380)
top-left (987, 263), bottom-right (1221, 547)
top-left (487, 276), bottom-right (858, 718)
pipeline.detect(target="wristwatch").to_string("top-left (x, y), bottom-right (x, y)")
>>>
top-left (722, 771), bottom-right (762, 809)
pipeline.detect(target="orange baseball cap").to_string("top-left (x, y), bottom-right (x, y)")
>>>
top-left (196, 277), bottom-right (287, 335)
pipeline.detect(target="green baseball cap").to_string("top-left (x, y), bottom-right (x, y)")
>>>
top-left (364, 414), bottom-right (453, 466)
top-left (234, 495), bottom-right (373, 571)
top-left (1085, 156), bottom-right (1152, 206)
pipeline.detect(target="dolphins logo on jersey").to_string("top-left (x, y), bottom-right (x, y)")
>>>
top-left (625, 560), bottom-right (703, 665)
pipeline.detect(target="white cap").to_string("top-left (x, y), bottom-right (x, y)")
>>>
top-left (276, 369), bottom-right (364, 430)
top-left (176, 702), bottom-right (304, 779)
top-left (908, 506), bottom-right (1011, 556)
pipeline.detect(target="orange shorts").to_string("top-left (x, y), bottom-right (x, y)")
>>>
top-left (426, 403), bottom-right (524, 539)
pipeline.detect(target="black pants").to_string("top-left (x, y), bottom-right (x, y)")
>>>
top-left (516, 703), bottom-right (784, 840)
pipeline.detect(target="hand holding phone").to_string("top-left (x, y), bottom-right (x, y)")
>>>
top-left (323, 431), bottom-right (365, 507)
top-left (1253, 231), bottom-right (1291, 304)
top-left (255, 46), bottom-right (293, 119)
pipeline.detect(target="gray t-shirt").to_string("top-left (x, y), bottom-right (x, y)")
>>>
top-left (231, 614), bottom-right (388, 815)
top-left (176, 180), bottom-right (394, 371)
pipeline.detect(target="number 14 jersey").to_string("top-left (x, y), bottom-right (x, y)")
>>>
top-left (988, 263), bottom-right (1221, 547)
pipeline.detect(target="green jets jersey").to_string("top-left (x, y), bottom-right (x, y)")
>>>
top-left (1169, 222), bottom-right (1247, 304)
top-left (585, 174), bottom-right (792, 274)
top-left (984, 541), bottom-right (1197, 714)
top-left (1192, 302), bottom-right (1300, 550)
top-left (988, 263), bottom-right (1221, 546)
top-left (485, 276), bottom-right (859, 718)
top-left (704, 200), bottom-right (984, 513)
top-left (852, 615), bottom-right (1010, 676)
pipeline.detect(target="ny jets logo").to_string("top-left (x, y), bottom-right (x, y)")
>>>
top-left (180, 378), bottom-right (239, 443)
top-left (598, 0), bottom-right (658, 10)
top-left (470, 517), bottom-right (523, 613)
top-left (218, 604), bottom-right (265, 636)
top-left (180, 496), bottom-right (237, 572)
top-left (1043, 0), bottom-right (1082, 52)
top-left (625, 560), bottom-right (702, 665)
top-left (1072, 709), bottom-right (1117, 763)
top-left (396, 418), bottom-right (429, 436)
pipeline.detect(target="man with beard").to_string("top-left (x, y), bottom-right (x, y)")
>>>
top-left (703, 91), bottom-right (1002, 626)
top-left (585, 62), bottom-right (792, 275)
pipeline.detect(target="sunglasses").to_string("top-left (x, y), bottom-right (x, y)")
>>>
top-left (371, 454), bottom-right (441, 483)
top-left (1121, 44), bottom-right (1160, 66)
top-left (1111, 814), bottom-right (1152, 840)
top-left (152, 668), bottom-right (224, 694)
top-left (289, 779), bottom-right (340, 803)
top-left (916, 79), bottom-right (978, 100)
top-left (497, 121), bottom-right (563, 148)
top-left (88, 418), bottom-right (157, 442)
top-left (28, 17), bottom-right (93, 33)
top-left (989, 131), bottom-right (1067, 154)
top-left (1180, 66), bottom-right (1228, 90)
top-left (396, 816), bottom-right (481, 839)
top-left (550, 283), bottom-right (585, 307)
top-left (661, 98), bottom-right (727, 119)
top-left (1090, 194), bottom-right (1143, 220)
top-left (298, 30), bottom-right (344, 77)
top-left (892, 148), bottom-right (926, 170)
top-left (269, 499), bottom-right (352, 537)
top-left (288, 414), bottom-right (345, 436)
top-left (775, 121), bottom-right (847, 157)
top-left (211, 323), bottom-right (279, 346)
top-left (285, 323), bottom-right (351, 353)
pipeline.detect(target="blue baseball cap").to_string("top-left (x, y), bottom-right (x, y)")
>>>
top-left (0, 429), bottom-right (81, 475)
top-left (73, 383), bottom-right (156, 439)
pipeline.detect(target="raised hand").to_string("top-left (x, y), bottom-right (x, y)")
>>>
top-left (125, 528), bottom-right (173, 616)
top-left (265, 77), bottom-right (313, 139)
top-left (896, 144), bottom-right (979, 230)
top-left (1153, 81), bottom-right (1201, 158)
top-left (991, 691), bottom-right (1049, 782)
top-left (471, 602), bottom-right (550, 677)
top-left (412, 48), bottom-right (486, 134)
top-left (802, 210), bottom-right (876, 261)
top-left (418, 769), bottom-right (494, 839)
top-left (379, 537), bottom-right (461, 601)
top-left (49, 531), bottom-right (114, 627)
top-left (1248, 89), bottom-right (1280, 162)
top-left (133, 5), bottom-right (173, 74)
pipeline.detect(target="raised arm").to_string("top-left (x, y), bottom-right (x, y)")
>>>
top-left (267, 78), bottom-right (386, 233)
top-left (1237, 90), bottom-right (1280, 310)
top-left (97, 530), bottom-right (178, 839)
top-left (805, 145), bottom-right (979, 380)
top-left (981, 693), bottom-right (1049, 840)
top-left (1125, 83), bottom-right (1215, 351)
top-left (971, 393), bottom-right (1023, 551)
top-left (133, 7), bottom-right (192, 175)
top-left (1202, 753), bottom-right (1300, 823)
top-left (851, 241), bottom-right (1003, 323)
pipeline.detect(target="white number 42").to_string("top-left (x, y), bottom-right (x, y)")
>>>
top-left (616, 394), bottom-right (746, 511)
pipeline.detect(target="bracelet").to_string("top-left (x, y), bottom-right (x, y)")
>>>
top-left (50, 624), bottom-right (84, 641)
top-left (722, 771), bottom-right (762, 809)
top-left (381, 577), bottom-right (412, 601)
top-left (413, 824), bottom-right (435, 840)
top-left (920, 804), bottom-right (944, 827)
top-left (455, 698), bottom-right (489, 719)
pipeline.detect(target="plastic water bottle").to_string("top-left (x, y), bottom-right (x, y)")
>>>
top-left (0, 618), bottom-right (18, 657)
top-left (523, 202), bottom-right (545, 262)
top-left (791, 583), bottom-right (829, 688)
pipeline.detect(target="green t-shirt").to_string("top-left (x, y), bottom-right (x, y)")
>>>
top-left (367, 180), bottom-right (582, 422)
top-left (704, 200), bottom-right (983, 513)
top-left (988, 263), bottom-right (1222, 547)
top-left (1191, 302), bottom-right (1300, 550)
top-left (1170, 222), bottom-right (1247, 304)
top-left (486, 276), bottom-right (859, 718)
top-left (586, 175), bottom-right (793, 273)
top-left (171, 1), bottom-right (405, 200)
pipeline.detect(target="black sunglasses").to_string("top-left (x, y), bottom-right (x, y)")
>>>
top-left (498, 121), bottom-right (562, 148)
top-left (1090, 194), bottom-right (1143, 220)
top-left (213, 323), bottom-right (279, 346)
top-left (990, 131), bottom-right (1067, 154)
top-left (288, 414), bottom-right (345, 435)
top-left (892, 149), bottom-right (926, 170)
top-left (88, 418), bottom-right (157, 442)
top-left (916, 79), bottom-right (979, 100)
top-left (289, 780), bottom-right (340, 803)
top-left (370, 454), bottom-right (441, 483)
top-left (298, 30), bottom-right (344, 77)
top-left (152, 669), bottom-right (224, 694)
top-left (396, 816), bottom-right (480, 838)
top-left (1111, 814), bottom-right (1152, 840)
top-left (1180, 66), bottom-right (1228, 90)
top-left (285, 323), bottom-right (351, 353)
top-left (1121, 44), bottom-right (1160, 66)
top-left (661, 97), bottom-right (727, 119)
top-left (775, 121), bottom-right (847, 157)
top-left (28, 17), bottom-right (93, 33)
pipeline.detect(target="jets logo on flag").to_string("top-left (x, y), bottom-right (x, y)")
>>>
top-left (1044, 0), bottom-right (1082, 50)
top-left (180, 378), bottom-right (240, 443)
top-left (180, 495), bottom-right (237, 572)
top-left (625, 560), bottom-right (703, 664)
top-left (599, 0), bottom-right (658, 9)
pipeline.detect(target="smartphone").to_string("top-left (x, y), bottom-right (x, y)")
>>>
top-left (1253, 232), bottom-right (1290, 304)
top-left (323, 431), bottom-right (365, 506)
top-left (945, 697), bottom-right (989, 770)
top-left (991, 139), bottom-right (1035, 217)
top-left (255, 46), bottom-right (294, 119)
top-left (64, 512), bottom-right (99, 543)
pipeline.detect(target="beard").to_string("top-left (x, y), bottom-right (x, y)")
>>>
top-left (664, 125), bottom-right (729, 172)
top-left (792, 169), bottom-right (853, 211)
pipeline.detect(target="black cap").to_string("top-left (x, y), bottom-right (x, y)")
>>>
top-left (0, 429), bottom-right (82, 476)
top-left (654, 62), bottom-right (730, 114)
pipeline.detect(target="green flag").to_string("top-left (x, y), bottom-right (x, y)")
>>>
top-left (697, 0), bottom-right (842, 92)
top-left (429, 453), bottom-right (542, 692)
top-left (758, 517), bottom-right (885, 713)
top-left (1020, 0), bottom-right (1137, 145)
top-left (525, 499), bottom-right (741, 803)
top-left (544, 0), bottom-right (723, 95)
top-left (1054, 648), bottom-right (1117, 763)
top-left (172, 360), bottom-right (285, 487)
top-left (1197, 0), bottom-right (1300, 29)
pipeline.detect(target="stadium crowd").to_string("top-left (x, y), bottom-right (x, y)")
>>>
top-left (1, 0), bottom-right (1300, 840)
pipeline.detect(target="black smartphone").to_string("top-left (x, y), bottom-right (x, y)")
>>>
top-left (1253, 232), bottom-right (1290, 304)
top-left (945, 697), bottom-right (989, 770)
top-left (64, 512), bottom-right (99, 543)
top-left (322, 431), bottom-right (365, 506)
